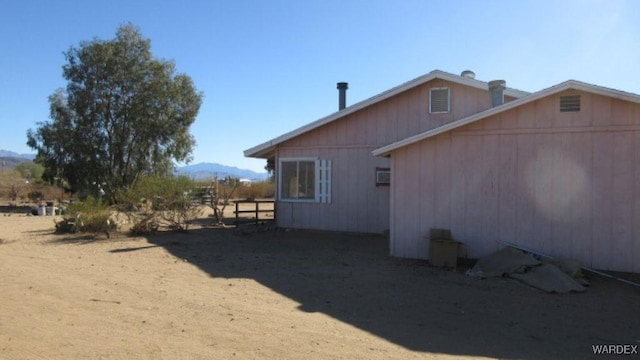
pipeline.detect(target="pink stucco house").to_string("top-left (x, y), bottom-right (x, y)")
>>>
top-left (245, 70), bottom-right (640, 273)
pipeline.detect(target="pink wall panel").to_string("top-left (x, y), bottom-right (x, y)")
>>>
top-left (570, 132), bottom-right (593, 265)
top-left (612, 98), bottom-right (635, 126)
top-left (416, 140), bottom-right (435, 258)
top-left (516, 104), bottom-right (535, 129)
top-left (514, 134), bottom-right (535, 248)
top-left (590, 133), bottom-right (614, 269)
top-left (611, 132), bottom-right (635, 271)
top-left (434, 134), bottom-right (452, 227)
top-left (449, 135), bottom-right (467, 243)
top-left (534, 97), bottom-right (554, 128)
top-left (391, 148), bottom-right (408, 256)
top-left (497, 135), bottom-right (518, 246)
top-left (463, 135), bottom-right (483, 248)
top-left (405, 145), bottom-right (424, 257)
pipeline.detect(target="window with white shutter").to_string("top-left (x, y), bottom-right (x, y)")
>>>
top-left (279, 158), bottom-right (331, 203)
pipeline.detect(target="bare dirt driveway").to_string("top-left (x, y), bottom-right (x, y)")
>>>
top-left (0, 211), bottom-right (639, 359)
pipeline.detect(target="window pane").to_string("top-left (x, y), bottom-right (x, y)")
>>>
top-left (280, 160), bottom-right (315, 200)
top-left (298, 161), bottom-right (315, 199)
top-left (281, 161), bottom-right (298, 199)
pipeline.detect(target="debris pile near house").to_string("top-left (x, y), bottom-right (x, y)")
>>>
top-left (466, 247), bottom-right (588, 293)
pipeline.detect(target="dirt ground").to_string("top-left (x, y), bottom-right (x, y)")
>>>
top-left (0, 207), bottom-right (639, 359)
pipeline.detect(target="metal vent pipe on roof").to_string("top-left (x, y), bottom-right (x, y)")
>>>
top-left (461, 70), bottom-right (476, 79)
top-left (488, 80), bottom-right (506, 107)
top-left (337, 82), bottom-right (348, 110)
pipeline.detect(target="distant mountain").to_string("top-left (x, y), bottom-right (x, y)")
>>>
top-left (0, 151), bottom-right (268, 181)
top-left (175, 162), bottom-right (269, 181)
top-left (0, 157), bottom-right (31, 169)
top-left (0, 150), bottom-right (35, 169)
top-left (0, 150), bottom-right (35, 160)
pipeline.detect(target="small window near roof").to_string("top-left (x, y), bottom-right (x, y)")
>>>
top-left (430, 88), bottom-right (450, 113)
top-left (560, 95), bottom-right (580, 112)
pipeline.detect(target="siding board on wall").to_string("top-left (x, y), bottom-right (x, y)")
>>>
top-left (407, 145), bottom-right (424, 257)
top-left (418, 140), bottom-right (435, 255)
top-left (434, 134), bottom-right (451, 228)
top-left (515, 134), bottom-right (535, 249)
top-left (464, 135), bottom-right (483, 250)
top-left (532, 134), bottom-right (553, 254)
top-left (393, 148), bottom-right (408, 256)
top-left (406, 88), bottom-right (420, 136)
top-left (572, 132), bottom-right (593, 266)
top-left (551, 133), bottom-right (573, 259)
top-left (450, 134), bottom-right (467, 244)
top-left (481, 135), bottom-right (500, 254)
top-left (591, 133), bottom-right (613, 270)
top-left (357, 149), bottom-right (369, 232)
top-left (498, 134), bottom-right (518, 247)
top-left (337, 149), bottom-right (349, 231)
top-left (612, 132), bottom-right (634, 271)
top-left (336, 115), bottom-right (348, 145)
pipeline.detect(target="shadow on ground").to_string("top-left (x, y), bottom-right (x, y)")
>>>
top-left (138, 226), bottom-right (639, 359)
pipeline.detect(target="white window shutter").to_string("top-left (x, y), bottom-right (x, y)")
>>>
top-left (315, 159), bottom-right (331, 203)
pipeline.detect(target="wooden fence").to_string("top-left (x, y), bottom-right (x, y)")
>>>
top-left (233, 200), bottom-right (275, 226)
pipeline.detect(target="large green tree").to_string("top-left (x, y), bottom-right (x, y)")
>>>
top-left (27, 23), bottom-right (202, 202)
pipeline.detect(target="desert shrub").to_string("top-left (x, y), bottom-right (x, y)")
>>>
top-left (116, 175), bottom-right (201, 233)
top-left (55, 196), bottom-right (116, 235)
top-left (54, 217), bottom-right (78, 234)
top-left (28, 191), bottom-right (44, 203)
top-left (196, 178), bottom-right (240, 225)
top-left (14, 162), bottom-right (45, 183)
top-left (128, 212), bottom-right (159, 236)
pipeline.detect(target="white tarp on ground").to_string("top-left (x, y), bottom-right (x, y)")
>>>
top-left (466, 247), bottom-right (587, 293)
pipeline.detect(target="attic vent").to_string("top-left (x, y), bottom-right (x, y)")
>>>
top-left (560, 95), bottom-right (581, 112)
top-left (430, 88), bottom-right (450, 113)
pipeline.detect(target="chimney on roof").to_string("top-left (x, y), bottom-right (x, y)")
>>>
top-left (337, 82), bottom-right (348, 110)
top-left (488, 80), bottom-right (506, 107)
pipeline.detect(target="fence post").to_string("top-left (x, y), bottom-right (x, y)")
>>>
top-left (235, 201), bottom-right (239, 225)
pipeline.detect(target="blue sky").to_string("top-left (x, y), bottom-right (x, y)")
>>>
top-left (1, 0), bottom-right (639, 173)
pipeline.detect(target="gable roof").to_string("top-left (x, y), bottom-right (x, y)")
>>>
top-left (372, 80), bottom-right (640, 157)
top-left (244, 70), bottom-right (530, 158)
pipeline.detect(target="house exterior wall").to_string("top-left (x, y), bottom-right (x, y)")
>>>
top-left (390, 90), bottom-right (640, 272)
top-left (276, 79), bottom-right (498, 233)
